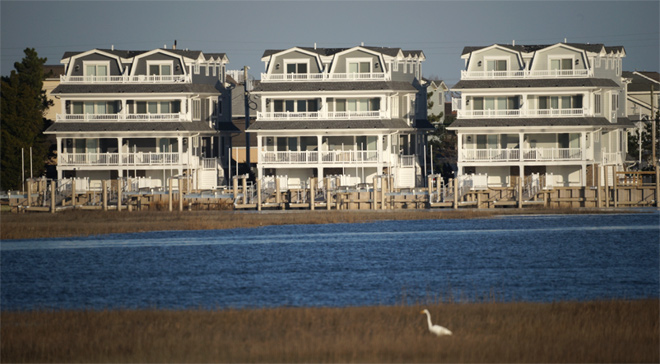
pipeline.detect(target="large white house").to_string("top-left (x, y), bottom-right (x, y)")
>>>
top-left (248, 45), bottom-right (433, 188)
top-left (448, 42), bottom-right (634, 187)
top-left (45, 46), bottom-right (234, 189)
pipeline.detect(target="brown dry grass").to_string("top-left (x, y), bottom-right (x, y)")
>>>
top-left (2, 300), bottom-right (658, 363)
top-left (0, 207), bottom-right (625, 240)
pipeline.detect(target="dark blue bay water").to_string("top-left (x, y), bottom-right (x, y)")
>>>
top-left (2, 212), bottom-right (658, 310)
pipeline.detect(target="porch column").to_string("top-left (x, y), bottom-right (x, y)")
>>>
top-left (261, 97), bottom-right (267, 116)
top-left (521, 94), bottom-right (528, 116)
top-left (519, 133), bottom-right (524, 162)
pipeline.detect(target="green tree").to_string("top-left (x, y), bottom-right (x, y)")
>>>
top-left (426, 91), bottom-right (457, 181)
top-left (1, 48), bottom-right (52, 191)
top-left (628, 110), bottom-right (660, 170)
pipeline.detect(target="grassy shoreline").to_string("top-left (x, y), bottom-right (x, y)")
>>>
top-left (2, 300), bottom-right (658, 363)
top-left (0, 207), bottom-right (644, 240)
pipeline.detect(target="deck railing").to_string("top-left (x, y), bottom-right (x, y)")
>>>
top-left (460, 69), bottom-right (591, 80)
top-left (60, 74), bottom-right (191, 84)
top-left (56, 113), bottom-right (189, 122)
top-left (458, 108), bottom-right (587, 118)
top-left (257, 110), bottom-right (387, 121)
top-left (460, 148), bottom-right (582, 162)
top-left (261, 72), bottom-right (389, 82)
top-left (60, 152), bottom-right (182, 166)
top-left (260, 150), bottom-right (380, 165)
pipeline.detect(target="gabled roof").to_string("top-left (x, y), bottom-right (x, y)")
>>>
top-left (624, 71), bottom-right (660, 92)
top-left (461, 43), bottom-right (625, 56)
top-left (262, 46), bottom-right (424, 60)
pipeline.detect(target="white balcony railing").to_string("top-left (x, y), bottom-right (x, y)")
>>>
top-left (261, 72), bottom-right (389, 82)
top-left (522, 148), bottom-right (582, 161)
top-left (60, 152), bottom-right (183, 166)
top-left (458, 108), bottom-right (587, 119)
top-left (460, 148), bottom-right (582, 162)
top-left (60, 74), bottom-right (191, 84)
top-left (461, 69), bottom-right (592, 80)
top-left (257, 110), bottom-right (387, 121)
top-left (461, 149), bottom-right (521, 162)
top-left (56, 113), bottom-right (189, 122)
top-left (260, 150), bottom-right (379, 165)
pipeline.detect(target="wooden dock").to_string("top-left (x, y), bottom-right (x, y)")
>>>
top-left (5, 170), bottom-right (659, 213)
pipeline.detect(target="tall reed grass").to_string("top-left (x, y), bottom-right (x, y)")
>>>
top-left (2, 300), bottom-right (657, 362)
top-left (1, 207), bottom-right (619, 240)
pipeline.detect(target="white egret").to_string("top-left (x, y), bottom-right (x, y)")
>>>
top-left (420, 309), bottom-right (452, 336)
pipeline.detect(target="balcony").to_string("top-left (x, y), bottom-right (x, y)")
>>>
top-left (460, 148), bottom-right (582, 162)
top-left (260, 150), bottom-right (379, 165)
top-left (60, 74), bottom-right (191, 84)
top-left (257, 110), bottom-right (387, 121)
top-left (56, 113), bottom-right (190, 122)
top-left (261, 72), bottom-right (389, 82)
top-left (59, 152), bottom-right (182, 167)
top-left (458, 108), bottom-right (587, 119)
top-left (460, 69), bottom-right (591, 80)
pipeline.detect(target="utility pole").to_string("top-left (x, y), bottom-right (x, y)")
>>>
top-left (244, 66), bottom-right (251, 175)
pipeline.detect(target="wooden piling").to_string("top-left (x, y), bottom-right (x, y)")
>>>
top-left (310, 178), bottom-right (315, 210)
top-left (242, 176), bottom-right (247, 205)
top-left (71, 178), bottom-right (76, 207)
top-left (117, 178), bottom-right (122, 212)
top-left (656, 168), bottom-right (660, 208)
top-left (453, 178), bottom-right (458, 209)
top-left (169, 177), bottom-right (173, 212)
top-left (612, 166), bottom-right (618, 208)
top-left (326, 177), bottom-right (331, 210)
top-left (26, 179), bottom-right (32, 208)
top-left (50, 179), bottom-right (56, 213)
top-left (257, 179), bottom-right (262, 211)
top-left (517, 177), bottom-right (523, 209)
top-left (604, 166), bottom-right (609, 208)
top-left (179, 178), bottom-right (184, 212)
top-left (275, 177), bottom-right (281, 207)
top-left (102, 180), bottom-right (108, 211)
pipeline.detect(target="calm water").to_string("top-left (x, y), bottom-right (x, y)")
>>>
top-left (2, 212), bottom-right (658, 310)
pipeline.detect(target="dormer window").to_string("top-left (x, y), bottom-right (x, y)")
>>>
top-left (148, 62), bottom-right (173, 76)
top-left (285, 61), bottom-right (308, 74)
top-left (550, 58), bottom-right (573, 71)
top-left (486, 59), bottom-right (507, 72)
top-left (348, 60), bottom-right (371, 74)
top-left (84, 62), bottom-right (109, 81)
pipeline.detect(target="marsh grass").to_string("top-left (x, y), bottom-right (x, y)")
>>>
top-left (2, 300), bottom-right (658, 363)
top-left (1, 207), bottom-right (619, 240)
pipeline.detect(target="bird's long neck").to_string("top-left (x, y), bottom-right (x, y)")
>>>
top-left (425, 312), bottom-right (433, 328)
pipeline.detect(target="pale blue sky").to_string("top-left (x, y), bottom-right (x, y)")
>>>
top-left (1, 0), bottom-right (658, 86)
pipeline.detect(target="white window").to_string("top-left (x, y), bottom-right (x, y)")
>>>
top-left (611, 93), bottom-right (619, 112)
top-left (148, 62), bottom-right (172, 76)
top-left (194, 63), bottom-right (200, 74)
top-left (486, 59), bottom-right (507, 71)
top-left (84, 62), bottom-right (109, 81)
top-left (347, 58), bottom-right (372, 74)
top-left (550, 57), bottom-right (573, 71)
top-left (213, 65), bottom-right (217, 77)
top-left (393, 60), bottom-right (399, 72)
top-left (285, 61), bottom-right (308, 74)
